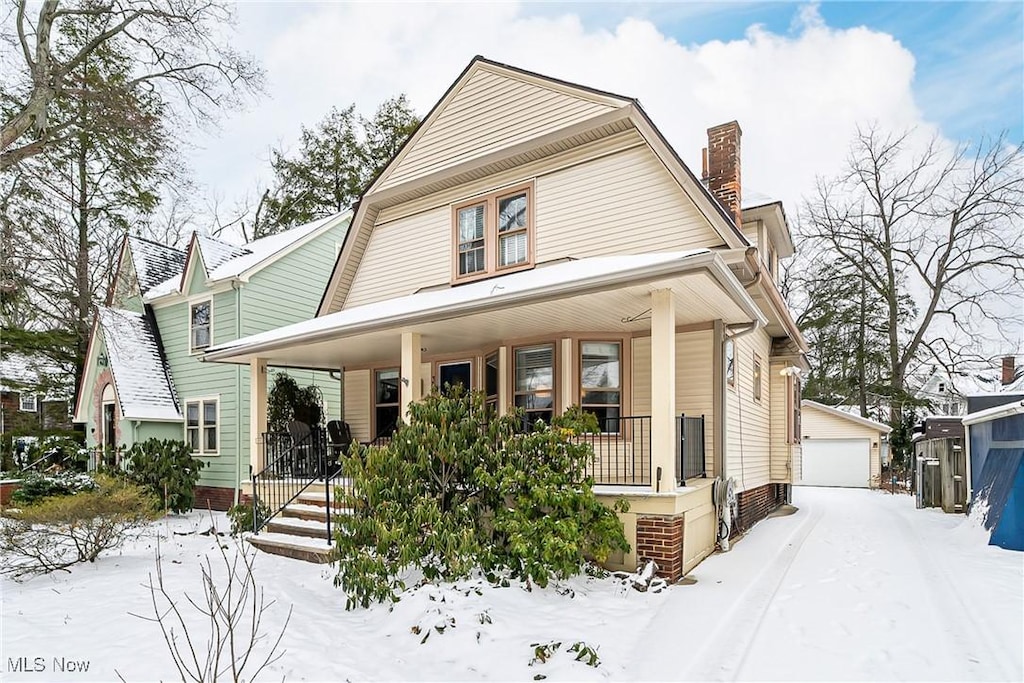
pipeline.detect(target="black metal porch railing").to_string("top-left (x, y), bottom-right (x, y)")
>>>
top-left (574, 415), bottom-right (651, 486)
top-left (252, 428), bottom-right (341, 535)
top-left (677, 413), bottom-right (707, 482)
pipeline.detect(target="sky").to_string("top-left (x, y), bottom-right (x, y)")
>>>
top-left (191, 0), bottom-right (1024, 216)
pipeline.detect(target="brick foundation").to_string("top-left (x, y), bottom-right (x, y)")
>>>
top-left (194, 486), bottom-right (237, 512)
top-left (1, 480), bottom-right (21, 507)
top-left (733, 483), bottom-right (788, 537)
top-left (636, 514), bottom-right (685, 581)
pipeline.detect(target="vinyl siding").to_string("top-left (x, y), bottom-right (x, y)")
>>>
top-left (631, 330), bottom-right (716, 475)
top-left (157, 294), bottom-right (239, 489)
top-left (343, 370), bottom-right (371, 442)
top-left (378, 67), bottom-right (618, 191)
top-left (724, 328), bottom-right (772, 492)
top-left (240, 223), bottom-right (346, 337)
top-left (769, 360), bottom-right (792, 483)
top-left (535, 145), bottom-right (721, 261)
top-left (802, 406), bottom-right (885, 485)
top-left (346, 142), bottom-right (721, 308)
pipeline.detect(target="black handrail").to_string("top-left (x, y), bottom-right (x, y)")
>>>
top-left (677, 414), bottom-right (707, 482)
top-left (251, 428), bottom-right (332, 534)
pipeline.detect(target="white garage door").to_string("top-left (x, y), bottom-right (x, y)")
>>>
top-left (801, 438), bottom-right (871, 488)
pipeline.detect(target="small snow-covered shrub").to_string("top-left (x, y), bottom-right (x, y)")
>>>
top-left (0, 475), bottom-right (157, 577)
top-left (124, 439), bottom-right (205, 513)
top-left (10, 471), bottom-right (97, 505)
top-left (334, 390), bottom-right (630, 608)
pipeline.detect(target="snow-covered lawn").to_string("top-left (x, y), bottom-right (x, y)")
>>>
top-left (2, 487), bottom-right (1021, 681)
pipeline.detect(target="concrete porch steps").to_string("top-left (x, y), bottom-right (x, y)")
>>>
top-left (247, 497), bottom-right (353, 563)
top-left (246, 532), bottom-right (333, 564)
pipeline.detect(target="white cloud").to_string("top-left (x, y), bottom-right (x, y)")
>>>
top-left (192, 2), bottom-right (936, 218)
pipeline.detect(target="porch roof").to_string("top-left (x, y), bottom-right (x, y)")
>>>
top-left (202, 250), bottom-right (766, 369)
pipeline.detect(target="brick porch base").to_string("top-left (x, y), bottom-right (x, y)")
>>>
top-left (194, 486), bottom-right (237, 512)
top-left (636, 514), bottom-right (685, 581)
top-left (733, 482), bottom-right (788, 537)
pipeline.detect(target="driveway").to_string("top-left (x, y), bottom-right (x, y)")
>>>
top-left (631, 486), bottom-right (1023, 681)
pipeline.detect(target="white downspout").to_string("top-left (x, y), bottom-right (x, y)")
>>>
top-left (233, 279), bottom-right (242, 507)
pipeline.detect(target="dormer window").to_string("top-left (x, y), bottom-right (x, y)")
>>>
top-left (452, 183), bottom-right (534, 282)
top-left (190, 300), bottom-right (212, 352)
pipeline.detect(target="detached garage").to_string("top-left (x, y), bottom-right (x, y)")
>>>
top-left (800, 401), bottom-right (892, 488)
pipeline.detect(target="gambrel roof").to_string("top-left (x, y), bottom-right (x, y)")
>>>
top-left (317, 56), bottom-right (751, 316)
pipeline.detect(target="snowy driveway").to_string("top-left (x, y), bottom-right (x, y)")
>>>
top-left (633, 487), bottom-right (1024, 681)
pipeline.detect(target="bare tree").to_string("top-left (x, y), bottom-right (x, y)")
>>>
top-left (797, 126), bottom-right (1024, 434)
top-left (1, 0), bottom-right (263, 170)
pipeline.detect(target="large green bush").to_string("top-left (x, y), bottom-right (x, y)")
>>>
top-left (334, 391), bottom-right (629, 608)
top-left (267, 372), bottom-right (324, 429)
top-left (124, 439), bottom-right (205, 513)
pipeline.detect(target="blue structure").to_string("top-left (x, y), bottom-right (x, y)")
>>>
top-left (965, 404), bottom-right (1024, 551)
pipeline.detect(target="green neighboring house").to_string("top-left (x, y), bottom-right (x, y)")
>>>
top-left (73, 212), bottom-right (351, 509)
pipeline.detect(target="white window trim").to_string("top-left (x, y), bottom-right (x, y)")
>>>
top-left (184, 396), bottom-right (220, 456)
top-left (188, 297), bottom-right (213, 355)
top-left (19, 393), bottom-right (38, 412)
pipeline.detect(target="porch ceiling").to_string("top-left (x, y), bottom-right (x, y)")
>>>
top-left (203, 251), bottom-right (762, 370)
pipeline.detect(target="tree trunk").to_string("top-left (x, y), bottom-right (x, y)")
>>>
top-left (74, 68), bottom-right (91, 394)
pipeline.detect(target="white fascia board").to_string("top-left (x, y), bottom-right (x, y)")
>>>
top-left (962, 400), bottom-right (1024, 426)
top-left (803, 399), bottom-right (893, 433)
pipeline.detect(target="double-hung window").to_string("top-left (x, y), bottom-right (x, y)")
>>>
top-left (484, 352), bottom-right (500, 414)
top-left (186, 398), bottom-right (218, 454)
top-left (19, 393), bottom-right (37, 412)
top-left (453, 183), bottom-right (533, 282)
top-left (580, 342), bottom-right (622, 432)
top-left (190, 300), bottom-right (211, 353)
top-left (514, 344), bottom-right (554, 427)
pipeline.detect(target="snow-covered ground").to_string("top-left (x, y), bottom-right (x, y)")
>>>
top-left (2, 487), bottom-right (1021, 681)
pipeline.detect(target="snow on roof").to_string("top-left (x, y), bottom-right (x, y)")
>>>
top-left (127, 236), bottom-right (186, 295)
top-left (802, 400), bottom-right (892, 433)
top-left (0, 352), bottom-right (69, 399)
top-left (742, 189), bottom-right (778, 210)
top-left (207, 212), bottom-right (348, 281)
top-left (206, 249), bottom-right (736, 361)
top-left (144, 213), bottom-right (349, 300)
top-left (97, 307), bottom-right (180, 421)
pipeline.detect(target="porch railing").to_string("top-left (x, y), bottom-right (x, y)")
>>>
top-left (252, 428), bottom-right (339, 535)
top-left (677, 414), bottom-right (707, 482)
top-left (575, 415), bottom-right (651, 486)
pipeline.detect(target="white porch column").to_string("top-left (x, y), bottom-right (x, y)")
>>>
top-left (498, 346), bottom-right (510, 416)
top-left (650, 288), bottom-right (677, 492)
top-left (249, 357), bottom-right (268, 474)
top-left (401, 331), bottom-right (423, 422)
top-left (559, 337), bottom-right (574, 413)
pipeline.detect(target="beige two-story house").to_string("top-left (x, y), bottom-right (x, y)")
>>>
top-left (204, 57), bottom-right (808, 580)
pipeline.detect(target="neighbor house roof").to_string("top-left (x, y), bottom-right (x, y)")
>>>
top-left (205, 249), bottom-right (765, 364)
top-left (962, 400), bottom-right (1024, 426)
top-left (144, 212), bottom-right (350, 300)
top-left (95, 307), bottom-right (180, 421)
top-left (802, 400), bottom-right (892, 433)
top-left (0, 352), bottom-right (69, 400)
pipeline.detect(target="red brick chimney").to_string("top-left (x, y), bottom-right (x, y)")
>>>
top-left (1002, 356), bottom-right (1017, 386)
top-left (702, 121), bottom-right (743, 228)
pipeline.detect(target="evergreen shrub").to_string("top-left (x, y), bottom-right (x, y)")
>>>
top-left (124, 439), bottom-right (205, 513)
top-left (333, 390), bottom-right (629, 608)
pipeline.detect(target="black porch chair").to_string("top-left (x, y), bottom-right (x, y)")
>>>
top-left (286, 420), bottom-right (313, 477)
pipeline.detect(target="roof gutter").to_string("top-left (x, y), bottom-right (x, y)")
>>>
top-left (205, 252), bottom-right (766, 364)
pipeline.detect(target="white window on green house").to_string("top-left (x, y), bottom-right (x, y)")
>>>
top-left (185, 398), bottom-right (218, 454)
top-left (19, 393), bottom-right (37, 412)
top-left (190, 300), bottom-right (211, 352)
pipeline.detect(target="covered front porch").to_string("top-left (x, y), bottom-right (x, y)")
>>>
top-left (206, 251), bottom-right (766, 575)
